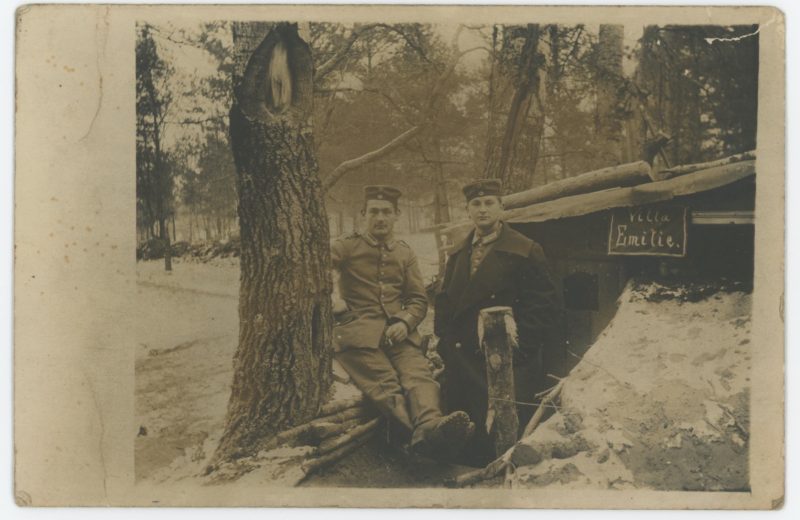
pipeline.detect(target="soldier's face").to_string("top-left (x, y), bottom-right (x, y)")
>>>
top-left (467, 195), bottom-right (503, 231)
top-left (364, 199), bottom-right (398, 238)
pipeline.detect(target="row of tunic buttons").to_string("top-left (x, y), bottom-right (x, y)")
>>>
top-left (378, 250), bottom-right (387, 305)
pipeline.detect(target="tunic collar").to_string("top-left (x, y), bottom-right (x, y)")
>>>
top-left (362, 232), bottom-right (397, 250)
top-left (471, 222), bottom-right (502, 246)
top-left (451, 221), bottom-right (531, 258)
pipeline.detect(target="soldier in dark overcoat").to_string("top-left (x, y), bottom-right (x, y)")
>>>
top-left (332, 185), bottom-right (475, 456)
top-left (434, 179), bottom-right (563, 466)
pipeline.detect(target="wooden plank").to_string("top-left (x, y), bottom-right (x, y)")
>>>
top-left (440, 161), bottom-right (755, 235)
top-left (691, 210), bottom-right (755, 225)
top-left (654, 150), bottom-right (755, 180)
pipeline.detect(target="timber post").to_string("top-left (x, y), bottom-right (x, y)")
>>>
top-left (479, 306), bottom-right (520, 457)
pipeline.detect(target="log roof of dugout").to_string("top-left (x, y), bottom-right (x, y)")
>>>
top-left (439, 152), bottom-right (756, 237)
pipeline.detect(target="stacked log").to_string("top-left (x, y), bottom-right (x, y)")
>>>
top-left (246, 395), bottom-right (382, 481)
top-left (501, 160), bottom-right (653, 210)
top-left (437, 150), bottom-right (756, 251)
top-left (653, 150), bottom-right (755, 180)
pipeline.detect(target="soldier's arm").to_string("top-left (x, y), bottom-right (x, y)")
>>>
top-left (392, 248), bottom-right (428, 332)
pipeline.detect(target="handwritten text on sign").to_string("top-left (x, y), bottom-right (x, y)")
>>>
top-left (608, 205), bottom-right (687, 257)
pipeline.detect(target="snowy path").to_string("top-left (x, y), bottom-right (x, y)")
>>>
top-left (135, 260), bottom-right (238, 482)
top-left (134, 250), bottom-right (451, 486)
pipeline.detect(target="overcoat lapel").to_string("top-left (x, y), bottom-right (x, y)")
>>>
top-left (445, 241), bottom-right (472, 309)
top-left (446, 224), bottom-right (532, 319)
top-left (453, 248), bottom-right (508, 317)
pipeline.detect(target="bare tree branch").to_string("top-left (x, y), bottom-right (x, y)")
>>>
top-left (315, 24), bottom-right (379, 82)
top-left (320, 42), bottom-right (486, 192)
top-left (321, 126), bottom-right (422, 191)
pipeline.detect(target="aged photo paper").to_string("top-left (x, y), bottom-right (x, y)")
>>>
top-left (14, 3), bottom-right (785, 508)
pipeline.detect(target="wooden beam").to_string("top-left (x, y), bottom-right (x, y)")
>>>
top-left (691, 210), bottom-right (755, 225)
top-left (440, 160), bottom-right (755, 238)
top-left (502, 160), bottom-right (653, 210)
top-left (655, 150), bottom-right (755, 180)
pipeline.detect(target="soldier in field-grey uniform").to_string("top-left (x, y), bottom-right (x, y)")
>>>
top-left (331, 185), bottom-right (475, 456)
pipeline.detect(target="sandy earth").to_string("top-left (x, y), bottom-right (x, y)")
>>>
top-left (134, 257), bottom-right (238, 483)
top-left (136, 237), bottom-right (751, 492)
top-left (135, 233), bottom-right (443, 486)
top-left (508, 280), bottom-right (751, 491)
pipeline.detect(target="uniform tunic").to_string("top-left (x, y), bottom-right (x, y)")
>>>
top-left (331, 232), bottom-right (427, 351)
top-left (331, 232), bottom-right (442, 446)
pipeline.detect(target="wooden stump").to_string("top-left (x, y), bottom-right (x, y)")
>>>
top-left (478, 306), bottom-right (520, 457)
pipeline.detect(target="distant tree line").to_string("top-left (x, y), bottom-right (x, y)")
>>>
top-left (136, 22), bottom-right (758, 268)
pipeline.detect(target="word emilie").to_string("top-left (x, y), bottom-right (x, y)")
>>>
top-left (613, 225), bottom-right (682, 249)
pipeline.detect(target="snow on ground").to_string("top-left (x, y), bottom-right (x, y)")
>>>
top-left (137, 237), bottom-right (751, 492)
top-left (509, 280), bottom-right (751, 491)
top-left (135, 258), bottom-right (239, 483)
top-left (135, 232), bottom-right (440, 485)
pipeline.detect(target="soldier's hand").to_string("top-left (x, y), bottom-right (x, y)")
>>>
top-left (384, 321), bottom-right (409, 345)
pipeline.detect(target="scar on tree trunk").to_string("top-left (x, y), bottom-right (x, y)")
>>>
top-left (209, 23), bottom-right (333, 470)
top-left (479, 306), bottom-right (520, 457)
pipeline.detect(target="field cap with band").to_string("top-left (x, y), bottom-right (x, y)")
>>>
top-left (364, 185), bottom-right (402, 206)
top-left (462, 179), bottom-right (503, 202)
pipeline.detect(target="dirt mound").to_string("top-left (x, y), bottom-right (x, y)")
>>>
top-left (508, 280), bottom-right (751, 491)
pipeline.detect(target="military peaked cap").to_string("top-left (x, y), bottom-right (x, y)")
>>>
top-left (364, 185), bottom-right (402, 205)
top-left (462, 179), bottom-right (503, 201)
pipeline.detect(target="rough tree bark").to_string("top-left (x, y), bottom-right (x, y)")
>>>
top-left (487, 24), bottom-right (543, 194)
top-left (211, 22), bottom-right (333, 466)
top-left (479, 306), bottom-right (520, 457)
top-left (596, 25), bottom-right (625, 164)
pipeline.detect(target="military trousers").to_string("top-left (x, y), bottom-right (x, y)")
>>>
top-left (334, 340), bottom-right (443, 447)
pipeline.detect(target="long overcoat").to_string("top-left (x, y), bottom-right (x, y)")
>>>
top-left (434, 223), bottom-right (562, 465)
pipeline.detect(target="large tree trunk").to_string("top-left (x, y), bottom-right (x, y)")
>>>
top-left (596, 25), bottom-right (625, 165)
top-left (487, 24), bottom-right (542, 194)
top-left (432, 137), bottom-right (451, 278)
top-left (212, 22), bottom-right (333, 466)
top-left (159, 217), bottom-right (172, 271)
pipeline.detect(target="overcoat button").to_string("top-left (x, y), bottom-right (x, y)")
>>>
top-left (455, 342), bottom-right (462, 349)
top-left (490, 294), bottom-right (496, 299)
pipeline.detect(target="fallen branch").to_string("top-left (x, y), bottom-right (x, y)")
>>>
top-left (521, 380), bottom-right (564, 438)
top-left (319, 396), bottom-right (366, 416)
top-left (452, 446), bottom-right (515, 487)
top-left (306, 416), bottom-right (370, 442)
top-left (258, 405), bottom-right (376, 452)
top-left (300, 426), bottom-right (378, 479)
top-left (451, 377), bottom-right (566, 487)
top-left (313, 417), bottom-right (382, 457)
top-left (316, 404), bottom-right (375, 424)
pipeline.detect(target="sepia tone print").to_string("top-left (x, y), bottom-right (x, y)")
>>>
top-left (13, 4), bottom-right (783, 508)
top-left (135, 18), bottom-right (758, 491)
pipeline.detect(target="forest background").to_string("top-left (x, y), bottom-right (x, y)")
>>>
top-left (136, 21), bottom-right (758, 266)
